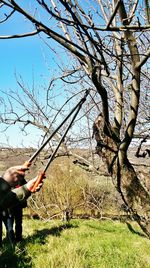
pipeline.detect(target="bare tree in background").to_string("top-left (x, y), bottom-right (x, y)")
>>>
top-left (0, 0), bottom-right (150, 237)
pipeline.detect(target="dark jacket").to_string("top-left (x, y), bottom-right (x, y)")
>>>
top-left (0, 177), bottom-right (30, 211)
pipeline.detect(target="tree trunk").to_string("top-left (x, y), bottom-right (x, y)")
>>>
top-left (93, 114), bottom-right (150, 238)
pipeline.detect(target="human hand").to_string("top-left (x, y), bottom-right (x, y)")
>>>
top-left (6, 165), bottom-right (29, 176)
top-left (26, 173), bottom-right (46, 193)
top-left (3, 165), bottom-right (29, 185)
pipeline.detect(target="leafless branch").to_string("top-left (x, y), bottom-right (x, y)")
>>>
top-left (106, 0), bottom-right (121, 28)
top-left (136, 48), bottom-right (150, 69)
top-left (0, 30), bottom-right (41, 39)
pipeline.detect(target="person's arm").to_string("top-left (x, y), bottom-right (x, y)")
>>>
top-left (0, 177), bottom-right (44, 211)
top-left (0, 188), bottom-right (30, 210)
top-left (12, 184), bottom-right (31, 201)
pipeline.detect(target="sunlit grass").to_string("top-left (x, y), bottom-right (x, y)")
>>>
top-left (0, 219), bottom-right (150, 268)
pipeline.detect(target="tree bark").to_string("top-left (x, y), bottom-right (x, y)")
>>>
top-left (93, 114), bottom-right (150, 238)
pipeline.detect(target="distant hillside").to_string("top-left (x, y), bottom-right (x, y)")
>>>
top-left (0, 146), bottom-right (149, 189)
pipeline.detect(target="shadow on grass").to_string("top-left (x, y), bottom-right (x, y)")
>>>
top-left (85, 222), bottom-right (118, 233)
top-left (24, 222), bottom-right (78, 245)
top-left (125, 222), bottom-right (146, 238)
top-left (0, 222), bottom-right (78, 268)
top-left (0, 242), bottom-right (32, 268)
top-left (86, 220), bottom-right (147, 238)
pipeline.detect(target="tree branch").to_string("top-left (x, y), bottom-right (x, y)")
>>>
top-left (1, 0), bottom-right (94, 64)
top-left (136, 48), bottom-right (150, 69)
top-left (117, 0), bottom-right (141, 158)
top-left (0, 30), bottom-right (40, 39)
top-left (106, 0), bottom-right (121, 28)
top-left (0, 9), bottom-right (15, 23)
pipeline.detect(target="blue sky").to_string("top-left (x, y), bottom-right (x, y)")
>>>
top-left (0, 30), bottom-right (78, 147)
top-left (0, 5), bottom-right (60, 89)
top-left (0, 6), bottom-right (67, 148)
top-left (0, 36), bottom-right (49, 147)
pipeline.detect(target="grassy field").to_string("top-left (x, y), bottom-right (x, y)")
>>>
top-left (0, 218), bottom-right (150, 268)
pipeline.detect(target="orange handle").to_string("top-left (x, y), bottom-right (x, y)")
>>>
top-left (23, 161), bottom-right (31, 168)
top-left (31, 171), bottom-right (45, 193)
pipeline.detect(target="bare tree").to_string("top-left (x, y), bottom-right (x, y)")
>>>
top-left (0, 0), bottom-right (150, 236)
top-left (28, 158), bottom-right (88, 221)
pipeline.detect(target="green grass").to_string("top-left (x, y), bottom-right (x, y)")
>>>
top-left (0, 219), bottom-right (150, 268)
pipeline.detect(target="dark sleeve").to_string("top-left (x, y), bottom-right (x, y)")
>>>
top-left (0, 178), bottom-right (31, 211)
